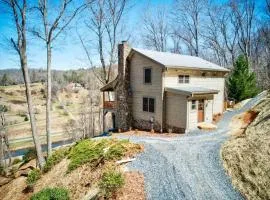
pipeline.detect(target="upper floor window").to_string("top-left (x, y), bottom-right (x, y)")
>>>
top-left (144, 68), bottom-right (152, 84)
top-left (143, 97), bottom-right (155, 113)
top-left (178, 75), bottom-right (190, 83)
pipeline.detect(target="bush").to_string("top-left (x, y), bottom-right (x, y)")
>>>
top-left (0, 105), bottom-right (8, 112)
top-left (0, 165), bottom-right (4, 175)
top-left (43, 148), bottom-right (70, 173)
top-left (67, 139), bottom-right (142, 172)
top-left (24, 115), bottom-right (29, 121)
top-left (57, 105), bottom-right (64, 109)
top-left (99, 170), bottom-right (124, 198)
top-left (31, 90), bottom-right (37, 95)
top-left (26, 169), bottom-right (41, 187)
top-left (23, 148), bottom-right (37, 163)
top-left (40, 88), bottom-right (45, 94)
top-left (12, 158), bottom-right (22, 165)
top-left (30, 187), bottom-right (69, 200)
top-left (67, 139), bottom-right (102, 172)
top-left (67, 139), bottom-right (126, 172)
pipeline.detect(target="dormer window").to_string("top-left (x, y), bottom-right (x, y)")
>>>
top-left (178, 75), bottom-right (189, 83)
top-left (144, 68), bottom-right (152, 84)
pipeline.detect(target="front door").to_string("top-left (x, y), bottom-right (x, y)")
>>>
top-left (198, 99), bottom-right (205, 122)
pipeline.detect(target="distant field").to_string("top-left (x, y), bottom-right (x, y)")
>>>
top-left (0, 82), bottom-right (102, 149)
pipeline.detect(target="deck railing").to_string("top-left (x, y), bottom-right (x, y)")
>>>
top-left (103, 101), bottom-right (116, 109)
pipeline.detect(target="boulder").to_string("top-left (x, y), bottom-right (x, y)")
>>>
top-left (19, 159), bottom-right (37, 171)
top-left (0, 176), bottom-right (13, 186)
top-left (14, 168), bottom-right (32, 178)
top-left (197, 122), bottom-right (217, 130)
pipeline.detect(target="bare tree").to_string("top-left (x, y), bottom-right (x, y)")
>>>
top-left (2, 0), bottom-right (45, 168)
top-left (172, 0), bottom-right (206, 56)
top-left (251, 1), bottom-right (270, 89)
top-left (64, 93), bottom-right (97, 141)
top-left (80, 0), bottom-right (129, 85)
top-left (203, 6), bottom-right (228, 66)
top-left (203, 4), bottom-right (238, 66)
top-left (142, 6), bottom-right (169, 52)
top-left (32, 0), bottom-right (86, 156)
top-left (230, 0), bottom-right (256, 61)
top-left (0, 105), bottom-right (11, 169)
top-left (267, 0), bottom-right (270, 16)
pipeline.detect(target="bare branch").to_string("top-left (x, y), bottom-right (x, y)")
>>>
top-left (77, 29), bottom-right (106, 84)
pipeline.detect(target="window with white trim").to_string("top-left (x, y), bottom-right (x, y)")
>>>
top-left (178, 75), bottom-right (190, 83)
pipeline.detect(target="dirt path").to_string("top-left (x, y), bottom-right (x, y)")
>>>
top-left (118, 93), bottom-right (265, 200)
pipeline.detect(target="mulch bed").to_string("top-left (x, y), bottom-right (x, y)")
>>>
top-left (115, 171), bottom-right (146, 200)
top-left (115, 130), bottom-right (183, 138)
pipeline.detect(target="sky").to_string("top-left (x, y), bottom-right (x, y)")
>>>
top-left (0, 0), bottom-right (171, 70)
top-left (0, 0), bottom-right (266, 70)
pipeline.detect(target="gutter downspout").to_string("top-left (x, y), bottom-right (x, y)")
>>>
top-left (185, 95), bottom-right (190, 133)
top-left (161, 67), bottom-right (167, 133)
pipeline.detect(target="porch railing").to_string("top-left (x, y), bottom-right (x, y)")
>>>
top-left (103, 101), bottom-right (116, 109)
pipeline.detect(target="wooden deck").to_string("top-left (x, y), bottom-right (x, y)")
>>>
top-left (103, 101), bottom-right (116, 110)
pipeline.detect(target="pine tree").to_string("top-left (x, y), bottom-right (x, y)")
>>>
top-left (1, 74), bottom-right (9, 86)
top-left (227, 55), bottom-right (259, 102)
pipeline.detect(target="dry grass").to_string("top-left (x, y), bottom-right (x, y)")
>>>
top-left (0, 176), bottom-right (29, 200)
top-left (0, 83), bottom-right (91, 148)
top-left (0, 139), bottom-right (144, 200)
top-left (34, 158), bottom-right (105, 200)
top-left (221, 92), bottom-right (270, 200)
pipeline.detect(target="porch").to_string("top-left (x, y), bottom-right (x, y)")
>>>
top-left (165, 86), bottom-right (219, 132)
top-left (100, 77), bottom-right (118, 131)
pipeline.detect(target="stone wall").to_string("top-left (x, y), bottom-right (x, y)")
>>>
top-left (115, 41), bottom-right (132, 131)
top-left (165, 124), bottom-right (185, 134)
top-left (133, 119), bottom-right (162, 132)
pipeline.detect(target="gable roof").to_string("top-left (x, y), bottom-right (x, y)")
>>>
top-left (100, 76), bottom-right (119, 91)
top-left (132, 48), bottom-right (229, 72)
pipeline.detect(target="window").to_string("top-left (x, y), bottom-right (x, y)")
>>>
top-left (144, 68), bottom-right (152, 84)
top-left (198, 100), bottom-right (204, 110)
top-left (178, 75), bottom-right (190, 83)
top-left (143, 97), bottom-right (155, 113)
top-left (191, 100), bottom-right (196, 110)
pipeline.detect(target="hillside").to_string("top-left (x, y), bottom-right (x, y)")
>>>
top-left (221, 91), bottom-right (270, 199)
top-left (0, 82), bottom-right (102, 149)
top-left (0, 139), bottom-right (145, 200)
top-left (0, 67), bottom-right (117, 87)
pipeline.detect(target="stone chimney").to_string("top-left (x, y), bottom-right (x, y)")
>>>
top-left (115, 41), bottom-right (132, 131)
top-left (118, 41), bottom-right (131, 80)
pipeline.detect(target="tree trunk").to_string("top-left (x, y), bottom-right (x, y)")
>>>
top-left (21, 55), bottom-right (45, 168)
top-left (46, 43), bottom-right (52, 156)
top-left (0, 136), bottom-right (3, 168)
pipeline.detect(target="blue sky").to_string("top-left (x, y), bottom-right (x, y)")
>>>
top-left (0, 0), bottom-right (172, 70)
top-left (0, 0), bottom-right (267, 70)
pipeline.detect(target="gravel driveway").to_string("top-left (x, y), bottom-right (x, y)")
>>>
top-left (118, 94), bottom-right (265, 200)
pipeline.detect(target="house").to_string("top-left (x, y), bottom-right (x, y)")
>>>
top-left (101, 41), bottom-right (229, 133)
top-left (66, 82), bottom-right (83, 91)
